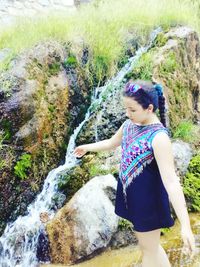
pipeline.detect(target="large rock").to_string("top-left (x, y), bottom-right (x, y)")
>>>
top-left (46, 174), bottom-right (122, 264)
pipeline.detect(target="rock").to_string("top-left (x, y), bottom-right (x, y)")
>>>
top-left (46, 174), bottom-right (121, 264)
top-left (36, 227), bottom-right (51, 263)
top-left (172, 140), bottom-right (193, 177)
top-left (108, 228), bottom-right (137, 249)
top-left (152, 26), bottom-right (200, 129)
top-left (76, 85), bottom-right (126, 145)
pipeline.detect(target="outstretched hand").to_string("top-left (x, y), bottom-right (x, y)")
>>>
top-left (181, 226), bottom-right (197, 259)
top-left (73, 145), bottom-right (88, 158)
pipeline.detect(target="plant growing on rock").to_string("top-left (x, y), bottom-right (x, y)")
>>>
top-left (182, 154), bottom-right (200, 212)
top-left (118, 218), bottom-right (134, 231)
top-left (14, 154), bottom-right (32, 180)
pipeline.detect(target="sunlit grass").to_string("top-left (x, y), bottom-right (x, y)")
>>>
top-left (0, 0), bottom-right (199, 82)
top-left (172, 120), bottom-right (200, 143)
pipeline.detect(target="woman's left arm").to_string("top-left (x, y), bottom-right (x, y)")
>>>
top-left (152, 132), bottom-right (196, 256)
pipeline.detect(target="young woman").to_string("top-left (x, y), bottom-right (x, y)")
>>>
top-left (73, 80), bottom-right (196, 267)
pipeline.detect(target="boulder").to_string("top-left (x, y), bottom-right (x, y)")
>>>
top-left (46, 174), bottom-right (122, 264)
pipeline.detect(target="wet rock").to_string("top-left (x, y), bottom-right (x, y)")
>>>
top-left (36, 227), bottom-right (51, 263)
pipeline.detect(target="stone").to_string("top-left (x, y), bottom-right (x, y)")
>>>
top-left (172, 140), bottom-right (193, 177)
top-left (46, 174), bottom-right (120, 264)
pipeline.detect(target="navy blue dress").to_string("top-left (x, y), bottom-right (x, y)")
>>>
top-left (114, 119), bottom-right (175, 232)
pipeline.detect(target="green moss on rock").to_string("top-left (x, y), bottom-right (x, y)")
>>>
top-left (183, 154), bottom-right (200, 212)
top-left (58, 152), bottom-right (119, 201)
top-left (159, 51), bottom-right (178, 75)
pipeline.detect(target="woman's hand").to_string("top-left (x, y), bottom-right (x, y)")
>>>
top-left (181, 226), bottom-right (196, 258)
top-left (73, 145), bottom-right (89, 158)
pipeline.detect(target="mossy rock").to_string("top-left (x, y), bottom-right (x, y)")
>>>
top-left (183, 154), bottom-right (200, 212)
top-left (58, 152), bottom-right (119, 202)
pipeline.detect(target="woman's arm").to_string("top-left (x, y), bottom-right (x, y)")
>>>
top-left (152, 132), bottom-right (196, 256)
top-left (73, 123), bottom-right (124, 157)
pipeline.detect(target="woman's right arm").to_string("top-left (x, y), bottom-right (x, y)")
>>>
top-left (73, 123), bottom-right (124, 158)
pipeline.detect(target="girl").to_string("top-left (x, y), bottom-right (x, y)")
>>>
top-left (73, 80), bottom-right (196, 267)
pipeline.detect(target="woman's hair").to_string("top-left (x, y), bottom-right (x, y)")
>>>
top-left (122, 80), bottom-right (166, 127)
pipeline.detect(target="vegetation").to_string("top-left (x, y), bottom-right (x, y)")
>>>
top-left (183, 154), bottom-right (200, 211)
top-left (14, 154), bottom-right (32, 180)
top-left (125, 51), bottom-right (154, 81)
top-left (172, 121), bottom-right (199, 143)
top-left (0, 0), bottom-right (199, 84)
top-left (118, 218), bottom-right (134, 231)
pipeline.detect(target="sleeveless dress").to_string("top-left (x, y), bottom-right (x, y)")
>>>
top-left (114, 119), bottom-right (175, 232)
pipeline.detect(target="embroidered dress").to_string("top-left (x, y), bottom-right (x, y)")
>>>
top-left (114, 119), bottom-right (175, 232)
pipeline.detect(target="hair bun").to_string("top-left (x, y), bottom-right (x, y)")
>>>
top-left (154, 84), bottom-right (163, 97)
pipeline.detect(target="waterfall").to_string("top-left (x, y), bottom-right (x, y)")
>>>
top-left (0, 27), bottom-right (162, 267)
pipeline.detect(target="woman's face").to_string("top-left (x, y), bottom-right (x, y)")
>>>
top-left (122, 96), bottom-right (153, 124)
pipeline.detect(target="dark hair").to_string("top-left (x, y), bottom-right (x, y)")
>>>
top-left (122, 80), bottom-right (167, 127)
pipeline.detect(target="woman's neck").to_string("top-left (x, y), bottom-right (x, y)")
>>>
top-left (139, 114), bottom-right (160, 126)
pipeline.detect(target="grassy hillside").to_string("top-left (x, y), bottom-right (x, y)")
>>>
top-left (0, 0), bottom-right (199, 83)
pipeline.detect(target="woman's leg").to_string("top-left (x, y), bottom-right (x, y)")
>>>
top-left (135, 229), bottom-right (160, 267)
top-left (158, 244), bottom-right (171, 267)
top-left (135, 229), bottom-right (171, 267)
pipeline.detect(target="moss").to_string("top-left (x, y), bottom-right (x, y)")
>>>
top-left (48, 62), bottom-right (61, 76)
top-left (159, 51), bottom-right (178, 75)
top-left (167, 79), bottom-right (192, 130)
top-left (58, 165), bottom-right (90, 200)
top-left (0, 133), bottom-right (16, 170)
top-left (57, 152), bottom-right (119, 201)
top-left (182, 154), bottom-right (200, 212)
top-left (57, 155), bottom-right (95, 199)
top-left (1, 119), bottom-right (12, 141)
top-left (63, 55), bottom-right (78, 68)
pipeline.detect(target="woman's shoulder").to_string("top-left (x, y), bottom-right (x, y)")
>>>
top-left (147, 124), bottom-right (170, 146)
top-left (151, 129), bottom-right (171, 150)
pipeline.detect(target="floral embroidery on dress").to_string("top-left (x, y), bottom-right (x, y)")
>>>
top-left (119, 119), bottom-right (169, 207)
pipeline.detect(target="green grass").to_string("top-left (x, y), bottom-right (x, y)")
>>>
top-left (0, 0), bottom-right (200, 82)
top-left (172, 120), bottom-right (199, 143)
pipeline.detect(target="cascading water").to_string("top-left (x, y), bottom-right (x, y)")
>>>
top-left (0, 27), bottom-right (162, 267)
